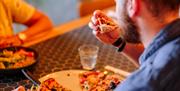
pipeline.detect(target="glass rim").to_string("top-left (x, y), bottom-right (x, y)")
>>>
top-left (78, 44), bottom-right (99, 51)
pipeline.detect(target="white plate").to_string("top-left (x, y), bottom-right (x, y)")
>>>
top-left (39, 70), bottom-right (86, 91)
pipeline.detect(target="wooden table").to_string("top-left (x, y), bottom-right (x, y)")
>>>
top-left (24, 14), bottom-right (91, 47)
top-left (0, 7), bottom-right (138, 91)
top-left (24, 8), bottom-right (139, 67)
top-left (23, 7), bottom-right (116, 47)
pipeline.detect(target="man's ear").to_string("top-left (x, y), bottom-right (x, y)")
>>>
top-left (127, 0), bottom-right (140, 18)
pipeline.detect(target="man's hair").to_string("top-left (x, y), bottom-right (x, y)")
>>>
top-left (143, 0), bottom-right (180, 17)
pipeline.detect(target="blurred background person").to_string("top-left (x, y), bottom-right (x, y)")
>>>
top-left (0, 0), bottom-right (52, 47)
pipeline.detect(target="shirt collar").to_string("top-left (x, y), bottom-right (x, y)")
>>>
top-left (140, 18), bottom-right (180, 64)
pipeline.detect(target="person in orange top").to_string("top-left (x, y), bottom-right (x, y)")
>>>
top-left (0, 0), bottom-right (53, 47)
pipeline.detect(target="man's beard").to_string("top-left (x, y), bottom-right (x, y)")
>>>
top-left (118, 7), bottom-right (141, 43)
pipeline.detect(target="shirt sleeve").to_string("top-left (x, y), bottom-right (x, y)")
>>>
top-left (115, 40), bottom-right (180, 91)
top-left (5, 0), bottom-right (35, 23)
top-left (114, 64), bottom-right (154, 91)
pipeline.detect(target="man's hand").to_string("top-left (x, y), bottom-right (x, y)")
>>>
top-left (0, 35), bottom-right (22, 48)
top-left (89, 10), bottom-right (121, 44)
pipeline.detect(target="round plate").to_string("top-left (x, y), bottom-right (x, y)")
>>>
top-left (39, 70), bottom-right (86, 91)
top-left (0, 46), bottom-right (38, 73)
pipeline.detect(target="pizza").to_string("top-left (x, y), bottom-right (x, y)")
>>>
top-left (14, 71), bottom-right (122, 91)
top-left (13, 78), bottom-right (71, 91)
top-left (38, 78), bottom-right (71, 91)
top-left (79, 71), bottom-right (122, 91)
top-left (98, 17), bottom-right (118, 33)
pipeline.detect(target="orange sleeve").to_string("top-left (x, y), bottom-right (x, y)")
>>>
top-left (4, 0), bottom-right (35, 23)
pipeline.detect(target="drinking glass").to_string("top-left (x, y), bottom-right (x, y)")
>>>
top-left (78, 44), bottom-right (99, 70)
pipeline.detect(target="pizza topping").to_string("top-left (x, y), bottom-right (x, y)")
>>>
top-left (39, 78), bottom-right (71, 91)
top-left (97, 17), bottom-right (118, 33)
top-left (79, 71), bottom-right (121, 91)
top-left (13, 78), bottom-right (71, 91)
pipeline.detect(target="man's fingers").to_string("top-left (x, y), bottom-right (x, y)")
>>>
top-left (89, 22), bottom-right (97, 30)
top-left (92, 30), bottom-right (101, 36)
top-left (91, 16), bottom-right (96, 24)
top-left (92, 30), bottom-right (97, 35)
top-left (93, 10), bottom-right (106, 18)
top-left (93, 10), bottom-right (113, 22)
top-left (91, 16), bottom-right (99, 25)
top-left (88, 22), bottom-right (93, 29)
top-left (92, 30), bottom-right (104, 39)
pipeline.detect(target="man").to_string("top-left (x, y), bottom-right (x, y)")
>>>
top-left (89, 0), bottom-right (180, 91)
top-left (0, 0), bottom-right (52, 47)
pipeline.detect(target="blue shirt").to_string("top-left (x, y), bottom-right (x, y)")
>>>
top-left (115, 19), bottom-right (180, 91)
